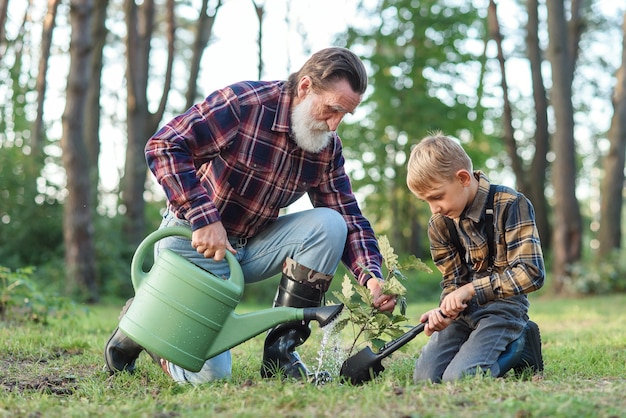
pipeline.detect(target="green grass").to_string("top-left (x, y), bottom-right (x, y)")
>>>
top-left (1, 294), bottom-right (625, 418)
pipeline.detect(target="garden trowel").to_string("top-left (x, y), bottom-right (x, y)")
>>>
top-left (339, 322), bottom-right (426, 385)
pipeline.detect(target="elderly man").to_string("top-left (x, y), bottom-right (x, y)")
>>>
top-left (104, 47), bottom-right (396, 384)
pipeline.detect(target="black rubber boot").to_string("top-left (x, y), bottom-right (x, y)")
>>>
top-left (512, 320), bottom-right (544, 377)
top-left (496, 330), bottom-right (525, 377)
top-left (104, 298), bottom-right (161, 373)
top-left (260, 258), bottom-right (332, 381)
top-left (496, 320), bottom-right (543, 378)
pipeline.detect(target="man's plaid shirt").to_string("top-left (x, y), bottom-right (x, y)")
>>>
top-left (145, 80), bottom-right (382, 284)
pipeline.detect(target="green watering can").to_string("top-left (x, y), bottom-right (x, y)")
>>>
top-left (118, 226), bottom-right (343, 372)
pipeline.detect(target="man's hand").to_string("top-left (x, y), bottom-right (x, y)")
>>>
top-left (366, 278), bottom-right (396, 313)
top-left (191, 222), bottom-right (236, 261)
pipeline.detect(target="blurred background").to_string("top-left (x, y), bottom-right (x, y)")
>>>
top-left (1, 0), bottom-right (625, 306)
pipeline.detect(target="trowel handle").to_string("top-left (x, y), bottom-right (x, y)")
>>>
top-left (376, 322), bottom-right (426, 360)
top-left (130, 226), bottom-right (242, 290)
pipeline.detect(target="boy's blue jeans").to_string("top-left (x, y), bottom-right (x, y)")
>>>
top-left (413, 296), bottom-right (529, 383)
top-left (154, 207), bottom-right (348, 384)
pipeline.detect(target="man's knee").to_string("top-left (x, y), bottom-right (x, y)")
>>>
top-left (309, 207), bottom-right (347, 242)
top-left (165, 351), bottom-right (232, 385)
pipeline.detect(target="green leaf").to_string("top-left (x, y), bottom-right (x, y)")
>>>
top-left (399, 297), bottom-right (408, 316)
top-left (378, 235), bottom-right (399, 273)
top-left (370, 338), bottom-right (387, 351)
top-left (355, 285), bottom-right (373, 305)
top-left (400, 255), bottom-right (433, 274)
top-left (381, 275), bottom-right (407, 296)
top-left (341, 274), bottom-right (355, 299)
top-left (391, 268), bottom-right (408, 281)
top-left (331, 317), bottom-right (351, 333)
top-left (391, 314), bottom-right (409, 324)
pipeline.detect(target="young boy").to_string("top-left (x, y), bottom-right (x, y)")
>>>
top-left (406, 132), bottom-right (545, 383)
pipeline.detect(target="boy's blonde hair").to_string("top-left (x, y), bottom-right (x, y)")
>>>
top-left (406, 131), bottom-right (473, 197)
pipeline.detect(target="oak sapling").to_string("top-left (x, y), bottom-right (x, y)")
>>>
top-left (331, 235), bottom-right (432, 356)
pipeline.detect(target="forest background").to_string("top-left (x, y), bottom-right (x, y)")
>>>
top-left (1, 0), bottom-right (626, 306)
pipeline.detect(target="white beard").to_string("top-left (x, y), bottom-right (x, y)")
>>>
top-left (291, 95), bottom-right (332, 153)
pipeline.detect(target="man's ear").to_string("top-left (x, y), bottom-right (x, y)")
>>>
top-left (297, 76), bottom-right (312, 98)
top-left (456, 169), bottom-right (472, 187)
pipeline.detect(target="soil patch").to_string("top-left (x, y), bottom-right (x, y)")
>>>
top-left (0, 348), bottom-right (88, 396)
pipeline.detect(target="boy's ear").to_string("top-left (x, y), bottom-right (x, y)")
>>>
top-left (455, 169), bottom-right (472, 187)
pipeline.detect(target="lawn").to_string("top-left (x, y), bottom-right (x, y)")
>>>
top-left (1, 293), bottom-right (625, 418)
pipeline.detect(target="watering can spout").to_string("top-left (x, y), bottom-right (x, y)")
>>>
top-left (204, 303), bottom-right (344, 360)
top-left (303, 304), bottom-right (344, 327)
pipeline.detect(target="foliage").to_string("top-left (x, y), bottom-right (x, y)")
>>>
top-left (338, 0), bottom-right (490, 255)
top-left (565, 250), bottom-right (626, 295)
top-left (0, 12), bottom-right (68, 294)
top-left (330, 236), bottom-right (432, 355)
top-left (1, 0), bottom-right (624, 305)
top-left (0, 31), bottom-right (65, 271)
top-left (0, 145), bottom-right (64, 269)
top-left (0, 265), bottom-right (76, 325)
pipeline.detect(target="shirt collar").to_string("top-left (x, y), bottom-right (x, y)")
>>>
top-left (464, 171), bottom-right (491, 223)
top-left (272, 83), bottom-right (292, 133)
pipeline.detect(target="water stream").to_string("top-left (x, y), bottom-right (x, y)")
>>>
top-left (313, 313), bottom-right (349, 380)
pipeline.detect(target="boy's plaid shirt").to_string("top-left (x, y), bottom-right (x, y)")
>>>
top-left (428, 172), bottom-right (545, 304)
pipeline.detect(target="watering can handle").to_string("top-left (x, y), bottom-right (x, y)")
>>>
top-left (130, 226), bottom-right (243, 291)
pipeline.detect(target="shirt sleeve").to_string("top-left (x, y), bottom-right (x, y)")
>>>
top-left (472, 194), bottom-right (545, 304)
top-left (144, 88), bottom-right (240, 230)
top-left (309, 138), bottom-right (383, 285)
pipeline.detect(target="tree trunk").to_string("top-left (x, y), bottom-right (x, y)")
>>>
top-left (487, 0), bottom-right (527, 192)
top-left (525, 0), bottom-right (551, 250)
top-left (61, 0), bottom-right (98, 302)
top-left (122, 0), bottom-right (220, 248)
top-left (547, 0), bottom-right (583, 294)
top-left (122, 0), bottom-right (156, 247)
top-left (598, 12), bottom-right (626, 256)
top-left (32, 0), bottom-right (60, 154)
top-left (150, 0), bottom-right (175, 126)
top-left (408, 203), bottom-right (423, 258)
top-left (184, 0), bottom-right (222, 109)
top-left (0, 0), bottom-right (8, 56)
top-left (85, 0), bottom-right (109, 205)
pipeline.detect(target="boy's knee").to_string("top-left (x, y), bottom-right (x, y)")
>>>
top-left (441, 365), bottom-right (493, 383)
top-left (413, 358), bottom-right (443, 384)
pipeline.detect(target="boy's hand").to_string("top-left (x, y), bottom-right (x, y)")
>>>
top-left (440, 283), bottom-right (475, 317)
top-left (420, 308), bottom-right (453, 336)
